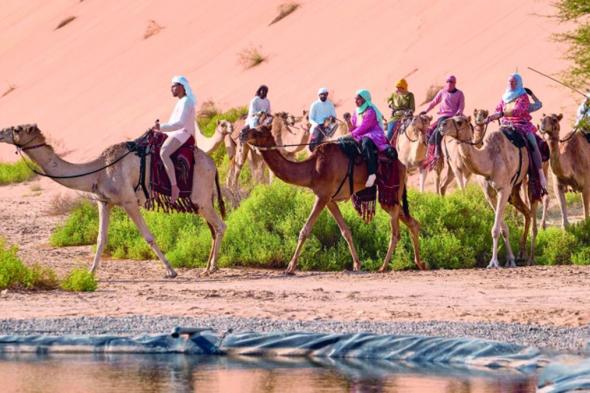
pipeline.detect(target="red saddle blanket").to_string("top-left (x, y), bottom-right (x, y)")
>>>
top-left (352, 153), bottom-right (402, 223)
top-left (146, 131), bottom-right (197, 213)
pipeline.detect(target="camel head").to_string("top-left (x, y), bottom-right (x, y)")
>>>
top-left (0, 124), bottom-right (45, 147)
top-left (215, 119), bottom-right (234, 136)
top-left (538, 113), bottom-right (563, 138)
top-left (405, 114), bottom-right (431, 141)
top-left (440, 115), bottom-right (473, 141)
top-left (473, 109), bottom-right (489, 126)
top-left (239, 115), bottom-right (276, 148)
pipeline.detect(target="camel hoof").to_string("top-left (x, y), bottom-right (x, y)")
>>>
top-left (203, 267), bottom-right (218, 276)
top-left (378, 267), bottom-right (387, 273)
top-left (284, 270), bottom-right (296, 276)
top-left (416, 261), bottom-right (428, 271)
top-left (486, 262), bottom-right (499, 269)
top-left (166, 271), bottom-right (178, 279)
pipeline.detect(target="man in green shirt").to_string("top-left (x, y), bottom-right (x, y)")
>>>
top-left (386, 79), bottom-right (415, 141)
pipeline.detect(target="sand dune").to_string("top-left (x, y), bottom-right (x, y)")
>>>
top-left (0, 0), bottom-right (580, 162)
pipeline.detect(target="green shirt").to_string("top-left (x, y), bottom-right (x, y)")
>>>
top-left (387, 91), bottom-right (415, 121)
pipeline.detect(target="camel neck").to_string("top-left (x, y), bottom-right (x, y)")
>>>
top-left (457, 140), bottom-right (493, 178)
top-left (547, 133), bottom-right (570, 178)
top-left (195, 127), bottom-right (224, 154)
top-left (259, 148), bottom-right (313, 188)
top-left (23, 145), bottom-right (107, 192)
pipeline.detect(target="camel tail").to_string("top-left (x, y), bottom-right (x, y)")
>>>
top-left (402, 186), bottom-right (410, 217)
top-left (215, 171), bottom-right (226, 220)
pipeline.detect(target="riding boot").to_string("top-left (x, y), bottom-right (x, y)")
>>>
top-left (385, 146), bottom-right (398, 161)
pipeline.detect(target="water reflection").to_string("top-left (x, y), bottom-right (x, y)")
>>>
top-left (0, 353), bottom-right (536, 393)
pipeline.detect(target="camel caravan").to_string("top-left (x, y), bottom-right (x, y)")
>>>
top-left (1, 73), bottom-right (589, 276)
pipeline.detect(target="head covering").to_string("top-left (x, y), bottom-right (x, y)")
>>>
top-left (256, 85), bottom-right (269, 97)
top-left (171, 75), bottom-right (196, 103)
top-left (355, 89), bottom-right (383, 124)
top-left (396, 79), bottom-right (408, 90)
top-left (446, 75), bottom-right (457, 83)
top-left (502, 73), bottom-right (526, 104)
top-left (318, 87), bottom-right (329, 95)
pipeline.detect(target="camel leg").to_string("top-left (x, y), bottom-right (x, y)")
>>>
top-left (122, 202), bottom-right (177, 278)
top-left (583, 187), bottom-right (590, 221)
top-left (541, 194), bottom-right (549, 230)
top-left (528, 201), bottom-right (538, 266)
top-left (439, 164), bottom-right (454, 196)
top-left (419, 167), bottom-right (427, 192)
top-left (488, 190), bottom-right (511, 269)
top-left (379, 209), bottom-right (401, 273)
top-left (200, 204), bottom-right (226, 274)
top-left (326, 201), bottom-right (361, 271)
top-left (90, 201), bottom-right (112, 274)
top-left (286, 197), bottom-right (328, 275)
top-left (510, 188), bottom-right (531, 263)
top-left (555, 183), bottom-right (570, 229)
top-left (399, 209), bottom-right (426, 270)
top-left (483, 184), bottom-right (517, 267)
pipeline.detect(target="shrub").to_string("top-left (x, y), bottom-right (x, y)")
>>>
top-left (535, 228), bottom-right (577, 265)
top-left (28, 263), bottom-right (60, 290)
top-left (0, 160), bottom-right (35, 185)
top-left (238, 47), bottom-right (267, 69)
top-left (50, 200), bottom-right (98, 247)
top-left (565, 192), bottom-right (582, 207)
top-left (572, 247), bottom-right (590, 265)
top-left (61, 268), bottom-right (97, 292)
top-left (269, 3), bottom-right (300, 26)
top-left (0, 239), bottom-right (30, 289)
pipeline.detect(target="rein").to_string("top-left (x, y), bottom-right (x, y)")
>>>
top-left (446, 119), bottom-right (485, 146)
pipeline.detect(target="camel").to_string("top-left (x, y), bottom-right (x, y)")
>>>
top-left (240, 115), bottom-right (426, 274)
top-left (194, 120), bottom-right (232, 154)
top-left (439, 116), bottom-right (538, 268)
top-left (226, 112), bottom-right (308, 192)
top-left (303, 112), bottom-right (350, 153)
top-left (0, 124), bottom-right (226, 276)
top-left (539, 113), bottom-right (590, 228)
top-left (394, 113), bottom-right (431, 192)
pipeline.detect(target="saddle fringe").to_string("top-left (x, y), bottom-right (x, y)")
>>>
top-left (145, 191), bottom-right (199, 214)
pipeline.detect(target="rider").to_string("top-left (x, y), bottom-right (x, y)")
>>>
top-left (245, 85), bottom-right (271, 130)
top-left (308, 87), bottom-right (337, 151)
top-left (345, 89), bottom-right (397, 188)
top-left (486, 72), bottom-right (548, 190)
top-left (421, 75), bottom-right (465, 161)
top-left (154, 75), bottom-right (196, 203)
top-left (575, 92), bottom-right (590, 130)
top-left (386, 79), bottom-right (415, 141)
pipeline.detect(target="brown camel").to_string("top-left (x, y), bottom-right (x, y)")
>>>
top-left (394, 114), bottom-right (431, 192)
top-left (539, 113), bottom-right (590, 228)
top-left (240, 116), bottom-right (426, 274)
top-left (0, 124), bottom-right (226, 276)
top-left (440, 116), bottom-right (538, 267)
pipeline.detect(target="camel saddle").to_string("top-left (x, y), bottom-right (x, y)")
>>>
top-left (127, 130), bottom-right (197, 213)
top-left (338, 138), bottom-right (402, 223)
top-left (501, 127), bottom-right (549, 202)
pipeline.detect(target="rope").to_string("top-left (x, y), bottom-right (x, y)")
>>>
top-left (17, 147), bottom-right (133, 179)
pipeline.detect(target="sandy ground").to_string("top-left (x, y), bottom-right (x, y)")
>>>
top-left (0, 177), bottom-right (589, 328)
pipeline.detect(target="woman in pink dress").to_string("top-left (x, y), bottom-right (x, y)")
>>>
top-left (487, 73), bottom-right (547, 190)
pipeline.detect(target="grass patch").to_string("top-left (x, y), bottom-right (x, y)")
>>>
top-left (239, 47), bottom-right (267, 69)
top-left (55, 16), bottom-right (76, 30)
top-left (45, 193), bottom-right (85, 216)
top-left (50, 183), bottom-right (528, 271)
top-left (61, 268), bottom-right (97, 292)
top-left (0, 160), bottom-right (35, 185)
top-left (269, 3), bottom-right (300, 26)
top-left (565, 192), bottom-right (582, 207)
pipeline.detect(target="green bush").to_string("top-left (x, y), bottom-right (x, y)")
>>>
top-left (50, 200), bottom-right (98, 247)
top-left (61, 268), bottom-right (97, 292)
top-left (535, 227), bottom-right (577, 265)
top-left (565, 192), bottom-right (582, 207)
top-left (0, 239), bottom-right (31, 289)
top-left (572, 247), bottom-right (590, 265)
top-left (0, 160), bottom-right (35, 185)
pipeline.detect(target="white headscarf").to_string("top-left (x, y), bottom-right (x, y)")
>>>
top-left (171, 75), bottom-right (196, 103)
top-left (317, 87), bottom-right (329, 95)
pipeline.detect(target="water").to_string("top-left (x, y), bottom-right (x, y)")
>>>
top-left (0, 353), bottom-right (537, 393)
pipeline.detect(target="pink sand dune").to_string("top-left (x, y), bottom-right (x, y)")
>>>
top-left (0, 0), bottom-right (580, 162)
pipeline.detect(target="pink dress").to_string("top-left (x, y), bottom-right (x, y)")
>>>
top-left (351, 108), bottom-right (390, 152)
top-left (496, 94), bottom-right (537, 134)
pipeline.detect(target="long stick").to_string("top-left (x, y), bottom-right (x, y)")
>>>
top-left (527, 66), bottom-right (587, 97)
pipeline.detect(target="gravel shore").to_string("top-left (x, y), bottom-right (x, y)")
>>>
top-left (0, 316), bottom-right (588, 355)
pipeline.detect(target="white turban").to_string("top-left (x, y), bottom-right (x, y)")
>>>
top-left (171, 75), bottom-right (196, 103)
top-left (318, 87), bottom-right (329, 95)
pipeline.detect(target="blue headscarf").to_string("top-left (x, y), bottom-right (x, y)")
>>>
top-left (502, 73), bottom-right (526, 104)
top-left (355, 89), bottom-right (383, 124)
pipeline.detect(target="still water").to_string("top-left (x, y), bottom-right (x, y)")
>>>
top-left (0, 353), bottom-right (536, 393)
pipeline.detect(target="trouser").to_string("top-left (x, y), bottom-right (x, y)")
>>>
top-left (309, 125), bottom-right (325, 152)
top-left (160, 136), bottom-right (183, 187)
top-left (428, 116), bottom-right (450, 157)
top-left (525, 133), bottom-right (543, 171)
top-left (361, 137), bottom-right (398, 176)
top-left (386, 119), bottom-right (400, 141)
